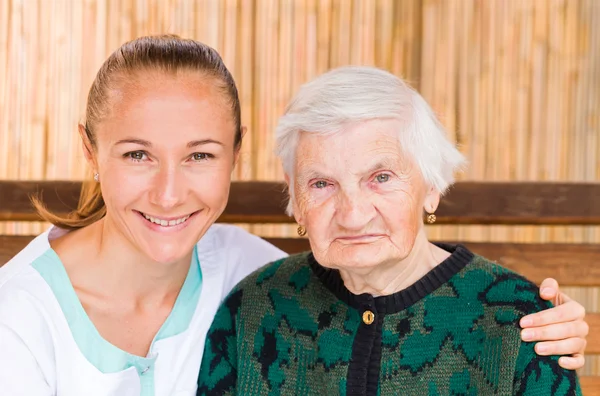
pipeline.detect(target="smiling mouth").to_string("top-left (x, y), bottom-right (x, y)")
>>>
top-left (137, 211), bottom-right (196, 227)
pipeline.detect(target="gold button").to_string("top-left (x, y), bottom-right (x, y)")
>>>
top-left (362, 310), bottom-right (375, 325)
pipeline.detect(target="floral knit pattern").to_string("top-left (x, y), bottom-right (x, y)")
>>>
top-left (197, 247), bottom-right (581, 396)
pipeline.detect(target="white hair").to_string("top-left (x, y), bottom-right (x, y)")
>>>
top-left (275, 66), bottom-right (467, 216)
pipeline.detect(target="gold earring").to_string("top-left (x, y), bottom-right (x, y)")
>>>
top-left (297, 225), bottom-right (307, 236)
top-left (426, 213), bottom-right (436, 224)
top-left (93, 172), bottom-right (99, 182)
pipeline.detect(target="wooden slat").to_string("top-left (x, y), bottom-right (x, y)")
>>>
top-left (0, 235), bottom-right (32, 263)
top-left (438, 182), bottom-right (600, 225)
top-left (586, 313), bottom-right (600, 355)
top-left (581, 376), bottom-right (600, 396)
top-left (0, 181), bottom-right (81, 221)
top-left (1, 180), bottom-right (600, 224)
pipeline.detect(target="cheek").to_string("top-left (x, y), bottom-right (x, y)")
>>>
top-left (302, 202), bottom-right (335, 242)
top-left (381, 193), bottom-right (422, 239)
top-left (100, 165), bottom-right (151, 209)
top-left (192, 167), bottom-right (232, 208)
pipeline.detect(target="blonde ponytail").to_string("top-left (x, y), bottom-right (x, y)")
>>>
top-left (32, 179), bottom-right (106, 230)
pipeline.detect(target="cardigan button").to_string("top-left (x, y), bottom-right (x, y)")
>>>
top-left (362, 310), bottom-right (375, 325)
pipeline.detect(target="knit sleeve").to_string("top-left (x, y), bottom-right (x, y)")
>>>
top-left (197, 289), bottom-right (243, 396)
top-left (512, 296), bottom-right (582, 395)
top-left (512, 339), bottom-right (581, 395)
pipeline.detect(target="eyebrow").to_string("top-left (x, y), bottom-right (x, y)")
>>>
top-left (114, 138), bottom-right (152, 147)
top-left (364, 158), bottom-right (399, 174)
top-left (114, 138), bottom-right (224, 148)
top-left (187, 139), bottom-right (224, 148)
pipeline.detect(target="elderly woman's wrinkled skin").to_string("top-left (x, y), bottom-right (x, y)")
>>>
top-left (291, 119), bottom-right (451, 296)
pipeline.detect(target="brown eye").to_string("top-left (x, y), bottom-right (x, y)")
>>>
top-left (375, 173), bottom-right (390, 183)
top-left (192, 153), bottom-right (208, 161)
top-left (128, 151), bottom-right (146, 161)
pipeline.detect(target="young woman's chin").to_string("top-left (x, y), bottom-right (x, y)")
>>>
top-left (131, 210), bottom-right (204, 265)
top-left (137, 237), bottom-right (196, 265)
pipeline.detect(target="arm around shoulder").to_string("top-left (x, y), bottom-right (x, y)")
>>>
top-left (513, 336), bottom-right (581, 395)
top-left (510, 287), bottom-right (581, 395)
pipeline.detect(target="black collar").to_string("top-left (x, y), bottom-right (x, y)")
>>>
top-left (307, 243), bottom-right (475, 314)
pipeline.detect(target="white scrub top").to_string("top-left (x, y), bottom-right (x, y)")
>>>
top-left (0, 224), bottom-right (287, 396)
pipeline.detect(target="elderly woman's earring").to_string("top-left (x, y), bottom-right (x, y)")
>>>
top-left (297, 225), bottom-right (307, 236)
top-left (93, 172), bottom-right (99, 182)
top-left (426, 213), bottom-right (436, 224)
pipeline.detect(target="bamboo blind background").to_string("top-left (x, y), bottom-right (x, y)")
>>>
top-left (1, 0), bottom-right (599, 375)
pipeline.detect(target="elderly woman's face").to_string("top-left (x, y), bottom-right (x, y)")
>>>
top-left (292, 119), bottom-right (439, 271)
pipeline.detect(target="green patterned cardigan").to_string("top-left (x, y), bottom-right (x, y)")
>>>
top-left (197, 244), bottom-right (581, 395)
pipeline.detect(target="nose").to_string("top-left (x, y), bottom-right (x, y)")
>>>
top-left (334, 188), bottom-right (377, 231)
top-left (148, 164), bottom-right (186, 210)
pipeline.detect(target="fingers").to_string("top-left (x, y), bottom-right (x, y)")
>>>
top-left (558, 354), bottom-right (585, 370)
top-left (532, 337), bottom-right (586, 357)
top-left (538, 278), bottom-right (560, 303)
top-left (520, 301), bottom-right (585, 328)
top-left (521, 319), bottom-right (589, 343)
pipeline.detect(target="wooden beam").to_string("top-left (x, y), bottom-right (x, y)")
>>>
top-left (0, 181), bottom-right (81, 221)
top-left (1, 180), bottom-right (600, 224)
top-left (581, 376), bottom-right (600, 396)
top-left (0, 235), bottom-right (32, 263)
top-left (587, 313), bottom-right (600, 354)
top-left (437, 182), bottom-right (600, 225)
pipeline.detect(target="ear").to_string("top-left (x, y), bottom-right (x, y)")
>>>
top-left (423, 185), bottom-right (441, 214)
top-left (78, 124), bottom-right (98, 171)
top-left (233, 126), bottom-right (247, 166)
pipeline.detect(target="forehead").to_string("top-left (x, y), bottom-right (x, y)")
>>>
top-left (296, 119), bottom-right (407, 167)
top-left (99, 73), bottom-right (235, 141)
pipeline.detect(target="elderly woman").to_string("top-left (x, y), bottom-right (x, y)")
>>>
top-left (197, 66), bottom-right (581, 395)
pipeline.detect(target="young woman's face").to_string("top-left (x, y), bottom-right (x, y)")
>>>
top-left (89, 72), bottom-right (239, 264)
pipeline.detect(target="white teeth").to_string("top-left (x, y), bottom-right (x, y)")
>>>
top-left (142, 213), bottom-right (191, 227)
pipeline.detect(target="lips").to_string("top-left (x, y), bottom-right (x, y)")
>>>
top-left (335, 234), bottom-right (387, 243)
top-left (337, 234), bottom-right (385, 240)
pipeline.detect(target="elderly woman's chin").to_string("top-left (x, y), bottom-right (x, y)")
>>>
top-left (310, 236), bottom-right (412, 271)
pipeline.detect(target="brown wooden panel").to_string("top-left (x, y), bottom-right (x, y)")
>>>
top-left (587, 314), bottom-right (600, 354)
top-left (0, 181), bottom-right (82, 221)
top-left (462, 242), bottom-right (600, 287)
top-left (437, 182), bottom-right (600, 225)
top-left (1, 180), bottom-right (600, 224)
top-left (0, 235), bottom-right (32, 264)
top-left (581, 376), bottom-right (600, 396)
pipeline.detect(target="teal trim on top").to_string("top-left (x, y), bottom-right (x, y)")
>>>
top-left (31, 245), bottom-right (202, 396)
top-left (154, 248), bottom-right (202, 341)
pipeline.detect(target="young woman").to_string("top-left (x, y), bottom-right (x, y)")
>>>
top-left (0, 35), bottom-right (589, 396)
